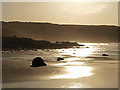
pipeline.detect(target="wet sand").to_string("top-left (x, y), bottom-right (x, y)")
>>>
top-left (2, 57), bottom-right (118, 88)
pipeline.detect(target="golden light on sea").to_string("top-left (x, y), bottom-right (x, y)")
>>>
top-left (69, 86), bottom-right (80, 88)
top-left (58, 43), bottom-right (96, 57)
top-left (62, 82), bottom-right (83, 88)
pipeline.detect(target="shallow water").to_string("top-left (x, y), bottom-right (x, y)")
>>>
top-left (3, 43), bottom-right (119, 61)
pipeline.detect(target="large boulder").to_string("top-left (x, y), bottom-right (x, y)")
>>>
top-left (31, 57), bottom-right (47, 67)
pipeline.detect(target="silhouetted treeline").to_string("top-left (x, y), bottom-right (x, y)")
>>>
top-left (2, 21), bottom-right (119, 43)
top-left (2, 36), bottom-right (81, 49)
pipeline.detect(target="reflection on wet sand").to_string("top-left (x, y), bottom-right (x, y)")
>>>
top-left (55, 61), bottom-right (84, 66)
top-left (51, 65), bottom-right (93, 79)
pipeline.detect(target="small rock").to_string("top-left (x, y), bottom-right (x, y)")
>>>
top-left (57, 57), bottom-right (64, 61)
top-left (102, 54), bottom-right (109, 56)
top-left (34, 49), bottom-right (38, 51)
top-left (41, 49), bottom-right (44, 50)
top-left (10, 50), bottom-right (13, 52)
top-left (79, 44), bottom-right (85, 46)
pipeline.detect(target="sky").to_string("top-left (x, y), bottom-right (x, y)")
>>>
top-left (2, 2), bottom-right (118, 26)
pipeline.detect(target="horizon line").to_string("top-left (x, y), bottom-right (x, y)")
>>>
top-left (1, 20), bottom-right (119, 27)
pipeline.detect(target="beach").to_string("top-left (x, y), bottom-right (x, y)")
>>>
top-left (2, 43), bottom-right (118, 88)
top-left (2, 1), bottom-right (119, 89)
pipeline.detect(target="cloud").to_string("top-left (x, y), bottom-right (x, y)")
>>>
top-left (61, 3), bottom-right (106, 16)
top-left (83, 4), bottom-right (106, 14)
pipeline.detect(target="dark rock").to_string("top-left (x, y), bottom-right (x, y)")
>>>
top-left (57, 57), bottom-right (64, 61)
top-left (34, 49), bottom-right (38, 51)
top-left (102, 54), bottom-right (109, 56)
top-left (10, 50), bottom-right (13, 52)
top-left (31, 57), bottom-right (47, 67)
top-left (79, 44), bottom-right (85, 46)
top-left (17, 49), bottom-right (20, 51)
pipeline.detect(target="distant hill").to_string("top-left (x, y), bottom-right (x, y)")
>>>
top-left (2, 21), bottom-right (119, 43)
top-left (2, 36), bottom-right (81, 49)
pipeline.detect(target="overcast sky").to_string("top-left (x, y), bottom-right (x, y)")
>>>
top-left (2, 2), bottom-right (118, 26)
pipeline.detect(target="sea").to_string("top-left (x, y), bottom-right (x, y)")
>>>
top-left (2, 43), bottom-right (119, 63)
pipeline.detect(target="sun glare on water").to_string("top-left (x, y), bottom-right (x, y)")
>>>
top-left (59, 44), bottom-right (96, 57)
top-left (69, 86), bottom-right (80, 88)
